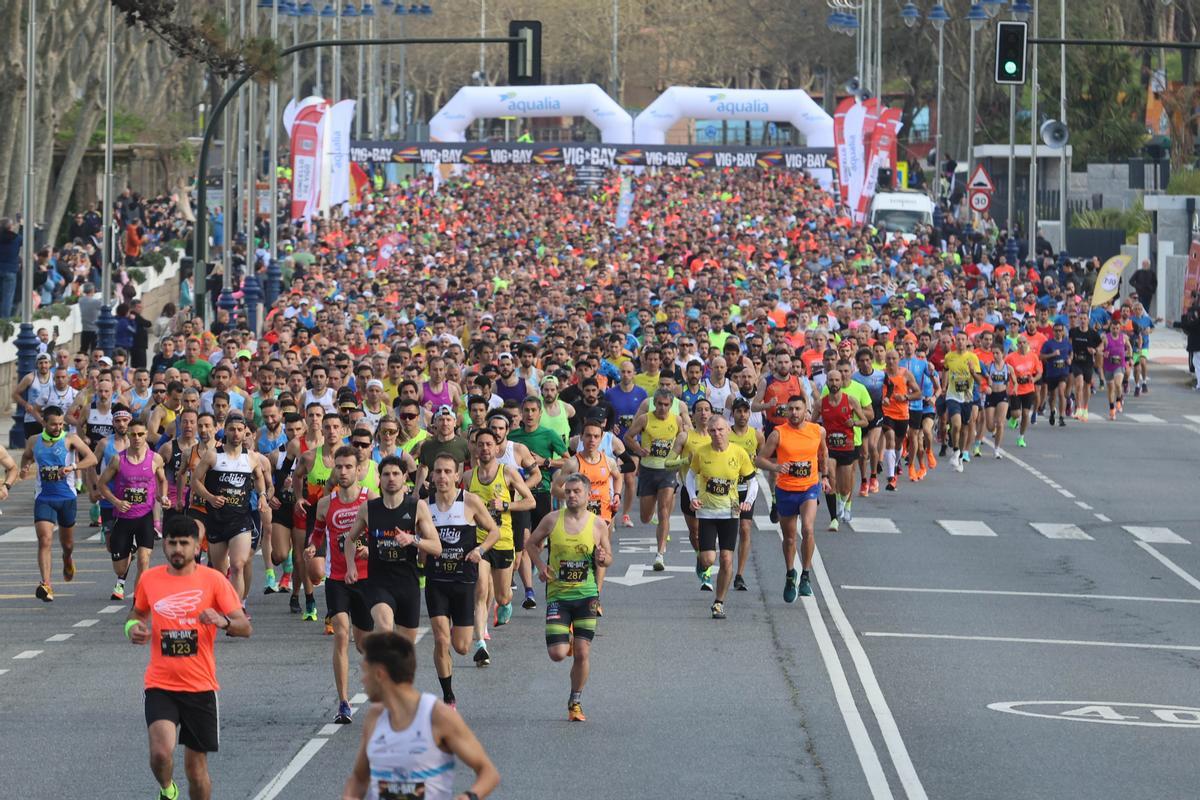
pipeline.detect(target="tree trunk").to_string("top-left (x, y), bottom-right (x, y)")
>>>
top-left (0, 87), bottom-right (21, 214)
top-left (45, 78), bottom-right (103, 245)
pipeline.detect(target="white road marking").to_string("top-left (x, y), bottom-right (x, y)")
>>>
top-left (72, 619), bottom-right (99, 628)
top-left (45, 633), bottom-right (73, 642)
top-left (1125, 413), bottom-right (1166, 423)
top-left (1185, 415), bottom-right (1200, 426)
top-left (13, 650), bottom-right (42, 659)
top-left (1057, 489), bottom-right (1076, 498)
top-left (98, 605), bottom-right (124, 614)
top-left (316, 724), bottom-right (342, 736)
top-left (1075, 501), bottom-right (1093, 510)
top-left (1136, 541), bottom-right (1200, 593)
top-left (848, 517), bottom-right (900, 534)
top-left (863, 631), bottom-right (1200, 653)
top-left (1095, 514), bottom-right (1112, 523)
top-left (349, 693), bottom-right (368, 705)
top-left (937, 520), bottom-right (997, 537)
top-left (0, 526), bottom-right (37, 543)
top-left (1030, 523), bottom-right (1093, 540)
top-left (840, 584), bottom-right (1200, 605)
top-left (989, 700), bottom-right (1200, 729)
top-left (250, 738), bottom-right (328, 800)
top-left (0, 669), bottom-right (8, 676)
top-left (1123, 526), bottom-right (1189, 545)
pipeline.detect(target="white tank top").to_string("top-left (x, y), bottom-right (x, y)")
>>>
top-left (25, 374), bottom-right (52, 422)
top-left (574, 431), bottom-right (615, 458)
top-left (366, 693), bottom-right (456, 800)
top-left (704, 377), bottom-right (733, 418)
top-left (304, 387), bottom-right (336, 413)
top-left (496, 440), bottom-right (518, 469)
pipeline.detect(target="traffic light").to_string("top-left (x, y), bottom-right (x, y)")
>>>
top-left (994, 21), bottom-right (1028, 85)
top-left (507, 21), bottom-right (542, 86)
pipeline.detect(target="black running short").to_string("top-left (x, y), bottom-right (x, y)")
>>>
top-left (830, 447), bottom-right (860, 467)
top-left (882, 416), bottom-right (909, 439)
top-left (680, 485), bottom-right (695, 519)
top-left (985, 391), bottom-right (1008, 409)
top-left (325, 578), bottom-right (374, 631)
top-left (1071, 362), bottom-right (1094, 382)
top-left (425, 580), bottom-right (475, 627)
top-left (736, 486), bottom-right (755, 520)
top-left (483, 548), bottom-right (515, 571)
top-left (144, 688), bottom-right (219, 753)
top-left (1043, 375), bottom-right (1067, 392)
top-left (511, 510), bottom-right (531, 551)
top-left (109, 513), bottom-right (155, 560)
top-left (206, 516), bottom-right (254, 546)
top-left (362, 574), bottom-right (420, 629)
top-left (1010, 393), bottom-right (1035, 411)
top-left (530, 491), bottom-right (553, 529)
top-left (697, 517), bottom-right (739, 552)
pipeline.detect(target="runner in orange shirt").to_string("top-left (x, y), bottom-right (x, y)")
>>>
top-left (125, 514), bottom-right (250, 800)
top-left (880, 349), bottom-right (922, 492)
top-left (1004, 335), bottom-right (1043, 448)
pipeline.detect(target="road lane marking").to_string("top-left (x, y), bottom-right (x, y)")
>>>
top-left (1123, 526), bottom-right (1189, 545)
top-left (251, 738), bottom-right (328, 800)
top-left (848, 517), bottom-right (900, 534)
top-left (1125, 413), bottom-right (1166, 423)
top-left (45, 633), bottom-right (73, 642)
top-left (0, 669), bottom-right (8, 675)
top-left (937, 520), bottom-right (997, 537)
top-left (1030, 523), bottom-right (1093, 540)
top-left (840, 584), bottom-right (1200, 605)
top-left (1136, 542), bottom-right (1200, 593)
top-left (13, 650), bottom-right (42, 659)
top-left (0, 527), bottom-right (37, 543)
top-left (349, 693), bottom-right (368, 705)
top-left (989, 701), bottom-right (1200, 729)
top-left (1094, 514), bottom-right (1112, 523)
top-left (316, 724), bottom-right (342, 736)
top-left (98, 605), bottom-right (125, 614)
top-left (1057, 489), bottom-right (1076, 498)
top-left (863, 631), bottom-right (1200, 652)
top-left (1075, 501), bottom-right (1093, 510)
top-left (1185, 415), bottom-right (1200, 426)
top-left (73, 619), bottom-right (99, 627)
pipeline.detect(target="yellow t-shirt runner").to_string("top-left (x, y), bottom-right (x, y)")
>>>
top-left (943, 350), bottom-right (981, 401)
top-left (688, 443), bottom-right (755, 517)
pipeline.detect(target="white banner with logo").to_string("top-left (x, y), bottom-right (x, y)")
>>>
top-left (429, 84), bottom-right (633, 143)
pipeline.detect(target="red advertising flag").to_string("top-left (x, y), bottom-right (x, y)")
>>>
top-left (289, 101), bottom-right (327, 222)
top-left (856, 107), bottom-right (903, 222)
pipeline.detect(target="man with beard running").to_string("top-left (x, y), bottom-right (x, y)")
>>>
top-left (308, 446), bottom-right (376, 725)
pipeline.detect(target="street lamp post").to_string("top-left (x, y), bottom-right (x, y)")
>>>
top-left (611, 0), bottom-right (619, 102)
top-left (333, 0), bottom-right (343, 102)
top-left (11, 0), bottom-right (40, 448)
top-left (930, 4), bottom-right (950, 204)
top-left (264, 0), bottom-right (281, 309)
top-left (966, 3), bottom-right (988, 200)
top-left (1027, 0), bottom-right (1039, 249)
top-left (1058, 0), bottom-right (1067, 257)
top-left (396, 4), bottom-right (407, 136)
top-left (220, 0), bottom-right (235, 317)
top-left (97, 0), bottom-right (117, 354)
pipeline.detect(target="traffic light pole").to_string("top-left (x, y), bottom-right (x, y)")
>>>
top-left (192, 35), bottom-right (520, 325)
top-left (1029, 37), bottom-right (1200, 49)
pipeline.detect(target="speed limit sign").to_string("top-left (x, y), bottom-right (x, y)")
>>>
top-left (969, 190), bottom-right (991, 213)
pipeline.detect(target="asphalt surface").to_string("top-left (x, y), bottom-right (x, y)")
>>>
top-left (2, 361), bottom-right (1198, 799)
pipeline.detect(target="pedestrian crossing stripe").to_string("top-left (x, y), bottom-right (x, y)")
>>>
top-left (1124, 413), bottom-right (1165, 424)
top-left (0, 527), bottom-right (36, 543)
top-left (1123, 526), bottom-right (1189, 545)
top-left (848, 517), bottom-right (900, 534)
top-left (1184, 415), bottom-right (1200, 427)
top-left (938, 520), bottom-right (998, 537)
top-left (1031, 523), bottom-right (1093, 540)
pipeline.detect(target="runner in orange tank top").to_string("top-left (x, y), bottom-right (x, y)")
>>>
top-left (880, 349), bottom-right (921, 493)
top-left (756, 394), bottom-right (829, 602)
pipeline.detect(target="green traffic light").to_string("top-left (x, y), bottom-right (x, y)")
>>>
top-left (1004, 61), bottom-right (1017, 75)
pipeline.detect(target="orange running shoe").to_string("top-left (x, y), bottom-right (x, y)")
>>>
top-left (568, 701), bottom-right (587, 722)
top-left (869, 477), bottom-right (880, 494)
top-left (908, 463), bottom-right (919, 482)
top-left (859, 480), bottom-right (869, 497)
top-left (885, 476), bottom-right (898, 492)
top-left (917, 464), bottom-right (928, 481)
top-left (926, 451), bottom-right (937, 470)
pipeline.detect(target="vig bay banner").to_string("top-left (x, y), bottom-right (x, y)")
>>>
top-left (347, 141), bottom-right (834, 171)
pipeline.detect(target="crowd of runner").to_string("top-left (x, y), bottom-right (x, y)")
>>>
top-left (5, 164), bottom-right (1162, 800)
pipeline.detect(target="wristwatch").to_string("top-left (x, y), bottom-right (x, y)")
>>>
top-left (463, 793), bottom-right (480, 800)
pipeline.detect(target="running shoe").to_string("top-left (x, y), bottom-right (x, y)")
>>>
top-left (783, 569), bottom-right (798, 603)
top-left (496, 602), bottom-right (513, 626)
top-left (798, 573), bottom-right (813, 597)
top-left (1108, 408), bottom-right (1117, 420)
top-left (158, 780), bottom-right (180, 800)
top-left (962, 450), bottom-right (971, 464)
top-left (1058, 417), bottom-right (1066, 428)
top-left (263, 568), bottom-right (278, 595)
top-left (972, 443), bottom-right (982, 458)
top-left (858, 480), bottom-right (869, 497)
top-left (62, 555), bottom-right (75, 582)
top-left (869, 477), bottom-right (880, 494)
top-left (621, 514), bottom-right (633, 528)
top-left (1008, 417), bottom-right (1019, 429)
top-left (953, 453), bottom-right (964, 473)
top-left (828, 517), bottom-right (840, 531)
top-left (522, 588), bottom-right (537, 609)
top-left (711, 601), bottom-right (726, 620)
top-left (303, 598), bottom-right (318, 621)
top-left (842, 503), bottom-right (853, 524)
top-left (36, 582), bottom-right (54, 602)
top-left (567, 701), bottom-right (587, 722)
top-left (916, 464), bottom-right (928, 481)
top-left (1049, 410), bottom-right (1057, 425)
top-left (700, 566), bottom-right (714, 592)
top-left (278, 572), bottom-right (293, 593)
top-left (885, 477), bottom-right (897, 492)
top-left (1116, 400), bottom-right (1124, 413)
top-left (653, 552), bottom-right (665, 571)
top-left (994, 450), bottom-right (1002, 459)
top-left (907, 464), bottom-right (919, 482)
top-left (324, 615), bottom-right (334, 635)
top-left (111, 581), bottom-right (125, 601)
top-left (473, 641), bottom-right (491, 667)
top-left (1133, 385), bottom-right (1141, 397)
top-left (289, 594), bottom-right (301, 614)
top-left (769, 501), bottom-right (779, 524)
top-left (1017, 436), bottom-right (1027, 448)
top-left (926, 451), bottom-right (938, 470)
top-left (734, 574), bottom-right (747, 591)
top-left (334, 701), bottom-right (353, 725)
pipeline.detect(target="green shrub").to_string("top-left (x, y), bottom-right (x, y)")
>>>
top-left (1167, 169), bottom-right (1200, 196)
top-left (142, 250), bottom-right (168, 274)
top-left (128, 267), bottom-right (148, 284)
top-left (33, 303), bottom-right (70, 321)
top-left (1072, 198), bottom-right (1151, 244)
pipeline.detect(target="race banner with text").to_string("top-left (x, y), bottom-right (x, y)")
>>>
top-left (347, 142), bottom-right (834, 172)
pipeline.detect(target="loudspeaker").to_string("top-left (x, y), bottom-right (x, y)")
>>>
top-left (858, 89), bottom-right (874, 102)
top-left (844, 77), bottom-right (861, 95)
top-left (1040, 119), bottom-right (1069, 149)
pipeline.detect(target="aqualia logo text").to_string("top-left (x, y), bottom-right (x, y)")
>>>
top-left (708, 93), bottom-right (769, 114)
top-left (504, 96), bottom-right (562, 113)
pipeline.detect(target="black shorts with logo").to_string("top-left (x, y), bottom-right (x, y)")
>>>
top-left (144, 688), bottom-right (219, 752)
top-left (425, 580), bottom-right (475, 627)
top-left (483, 548), bottom-right (515, 571)
top-left (698, 517), bottom-right (739, 551)
top-left (109, 513), bottom-right (155, 560)
top-left (325, 578), bottom-right (374, 631)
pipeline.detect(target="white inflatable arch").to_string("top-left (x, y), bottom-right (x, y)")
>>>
top-left (633, 87), bottom-right (833, 147)
top-left (429, 84), bottom-right (633, 143)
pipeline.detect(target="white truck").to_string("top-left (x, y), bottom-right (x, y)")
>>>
top-left (868, 191), bottom-right (934, 242)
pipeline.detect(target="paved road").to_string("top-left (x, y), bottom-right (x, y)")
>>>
top-left (2, 363), bottom-right (1198, 799)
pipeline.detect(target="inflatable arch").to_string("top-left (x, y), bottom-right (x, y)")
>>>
top-left (633, 87), bottom-right (833, 147)
top-left (428, 84), bottom-right (633, 143)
